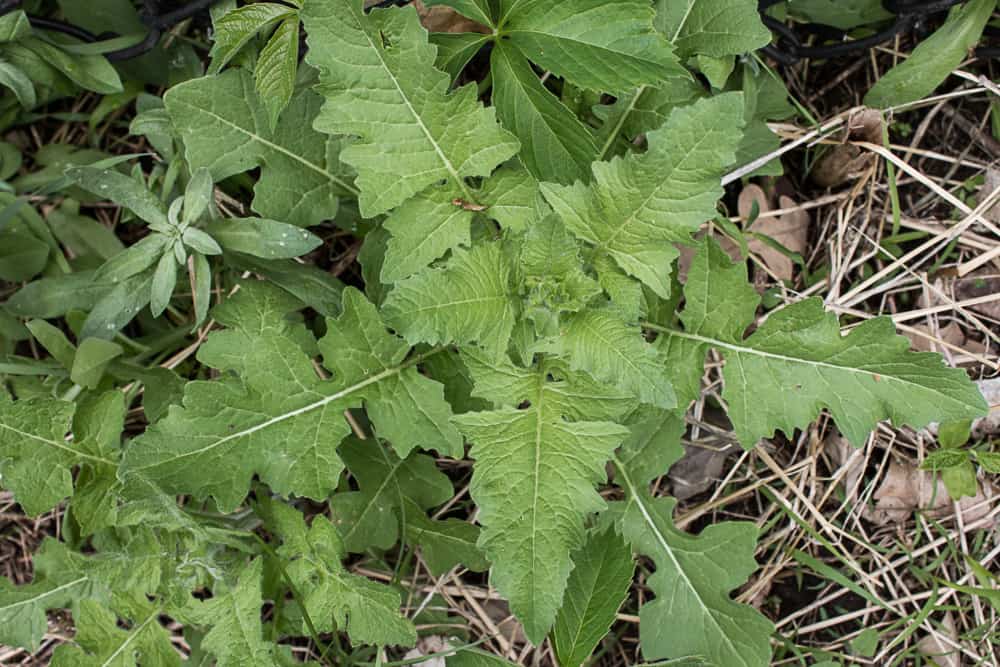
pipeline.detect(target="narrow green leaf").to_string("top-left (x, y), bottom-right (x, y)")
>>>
top-left (255, 16), bottom-right (300, 128)
top-left (207, 218), bottom-right (320, 259)
top-left (70, 338), bottom-right (122, 389)
top-left (149, 251), bottom-right (177, 317)
top-left (491, 42), bottom-right (598, 185)
top-left (209, 2), bottom-right (296, 73)
top-left (552, 528), bottom-right (634, 667)
top-left (865, 0), bottom-right (994, 108)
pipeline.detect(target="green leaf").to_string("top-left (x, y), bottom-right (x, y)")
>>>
top-left (864, 0), bottom-right (995, 108)
top-left (120, 282), bottom-right (447, 511)
top-left (0, 230), bottom-right (49, 281)
top-left (66, 391), bottom-right (126, 536)
top-left (207, 218), bottom-right (321, 259)
top-left (425, 0), bottom-right (496, 27)
top-left (71, 338), bottom-right (123, 389)
top-left (787, 0), bottom-right (893, 30)
top-left (477, 162), bottom-right (545, 234)
top-left (51, 600), bottom-right (178, 667)
top-left (226, 253), bottom-right (344, 317)
top-left (5, 272), bottom-right (115, 319)
top-left (654, 0), bottom-right (771, 58)
top-left (659, 238), bottom-right (989, 446)
top-left (66, 166), bottom-right (169, 228)
top-left (185, 559), bottom-right (279, 666)
top-left (0, 540), bottom-right (95, 651)
top-left (453, 351), bottom-right (630, 643)
top-left (921, 448), bottom-right (969, 471)
top-left (182, 167), bottom-right (215, 225)
top-left (209, 3), bottom-right (296, 74)
top-left (0, 393), bottom-right (77, 515)
top-left (149, 251), bottom-right (177, 318)
top-left (0, 61), bottom-right (36, 109)
top-left (541, 93), bottom-right (744, 299)
top-left (25, 319), bottom-right (77, 370)
top-left (0, 10), bottom-right (31, 42)
top-left (261, 497), bottom-right (417, 647)
top-left (498, 0), bottom-right (682, 93)
top-left (181, 227), bottom-right (223, 256)
top-left (403, 497), bottom-right (488, 575)
top-left (380, 188), bottom-right (475, 283)
top-left (20, 38), bottom-right (122, 94)
top-left (593, 77), bottom-right (705, 157)
top-left (94, 234), bottom-right (167, 283)
top-left (80, 271), bottom-right (154, 340)
top-left (165, 68), bottom-right (353, 227)
top-left (384, 242), bottom-right (518, 361)
top-left (614, 461), bottom-right (773, 667)
top-left (546, 309), bottom-right (676, 409)
top-left (329, 436), bottom-right (453, 552)
top-left (432, 31), bottom-right (492, 80)
top-left (490, 42), bottom-right (598, 185)
top-left (552, 527), bottom-right (634, 667)
top-left (255, 15), bottom-right (300, 128)
top-left (301, 0), bottom-right (519, 217)
top-left (320, 288), bottom-right (463, 458)
top-left (975, 451), bottom-right (1000, 474)
top-left (942, 460), bottom-right (979, 501)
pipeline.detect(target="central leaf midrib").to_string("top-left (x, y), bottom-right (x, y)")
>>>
top-left (352, 7), bottom-right (474, 203)
top-left (131, 348), bottom-right (441, 470)
top-left (613, 456), bottom-right (739, 661)
top-left (656, 326), bottom-right (981, 407)
top-left (170, 99), bottom-right (358, 196)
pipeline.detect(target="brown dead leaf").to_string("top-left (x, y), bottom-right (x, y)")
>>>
top-left (413, 0), bottom-right (489, 33)
top-left (669, 441), bottom-right (739, 501)
top-left (980, 166), bottom-right (1000, 224)
top-left (810, 144), bottom-right (871, 188)
top-left (404, 636), bottom-right (448, 667)
top-left (810, 109), bottom-right (882, 188)
top-left (737, 184), bottom-right (809, 281)
top-left (823, 431), bottom-right (866, 505)
top-left (917, 613), bottom-right (960, 667)
top-left (870, 458), bottom-right (996, 526)
top-left (970, 378), bottom-right (1000, 440)
top-left (952, 269), bottom-right (1000, 321)
top-left (905, 322), bottom-right (966, 353)
top-left (845, 107), bottom-right (885, 144)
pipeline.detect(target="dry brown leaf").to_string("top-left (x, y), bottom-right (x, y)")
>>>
top-left (403, 636), bottom-right (449, 667)
top-left (980, 166), bottom-right (1000, 224)
top-left (917, 613), bottom-right (960, 667)
top-left (669, 441), bottom-right (739, 501)
top-left (810, 109), bottom-right (882, 188)
top-left (905, 322), bottom-right (966, 353)
top-left (736, 184), bottom-right (809, 281)
top-left (845, 107), bottom-right (885, 144)
top-left (823, 431), bottom-right (866, 504)
top-left (870, 458), bottom-right (996, 526)
top-left (810, 144), bottom-right (870, 188)
top-left (413, 0), bottom-right (489, 33)
top-left (970, 378), bottom-right (1000, 440)
top-left (952, 269), bottom-right (1000, 321)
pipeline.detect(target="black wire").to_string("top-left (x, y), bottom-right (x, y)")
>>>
top-left (0, 0), bottom-right (221, 62)
top-left (760, 0), bottom-right (993, 65)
